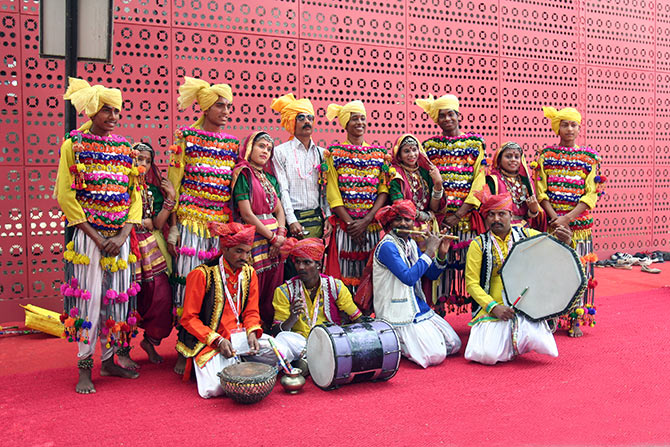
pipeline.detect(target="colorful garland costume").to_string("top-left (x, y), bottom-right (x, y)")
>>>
top-left (423, 132), bottom-right (486, 314)
top-left (325, 143), bottom-right (390, 294)
top-left (535, 145), bottom-right (603, 330)
top-left (168, 125), bottom-right (239, 313)
top-left (56, 129), bottom-right (142, 360)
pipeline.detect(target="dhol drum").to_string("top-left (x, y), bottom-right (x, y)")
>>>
top-left (217, 362), bottom-right (277, 404)
top-left (500, 233), bottom-right (587, 322)
top-left (306, 319), bottom-right (400, 390)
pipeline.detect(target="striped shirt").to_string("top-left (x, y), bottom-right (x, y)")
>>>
top-left (272, 138), bottom-right (331, 225)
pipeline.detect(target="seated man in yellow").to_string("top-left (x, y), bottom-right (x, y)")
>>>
top-left (464, 188), bottom-right (572, 364)
top-left (271, 238), bottom-right (363, 365)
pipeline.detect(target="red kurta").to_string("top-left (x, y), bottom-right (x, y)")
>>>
top-left (180, 258), bottom-right (262, 367)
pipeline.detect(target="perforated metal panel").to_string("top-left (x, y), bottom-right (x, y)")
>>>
top-left (0, 0), bottom-right (668, 317)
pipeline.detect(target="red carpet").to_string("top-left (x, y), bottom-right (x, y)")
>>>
top-left (2, 275), bottom-right (669, 446)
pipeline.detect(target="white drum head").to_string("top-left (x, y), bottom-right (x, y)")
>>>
top-left (306, 326), bottom-right (335, 388)
top-left (501, 234), bottom-right (586, 321)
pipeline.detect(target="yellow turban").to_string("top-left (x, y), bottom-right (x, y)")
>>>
top-left (543, 106), bottom-right (582, 135)
top-left (270, 93), bottom-right (315, 135)
top-left (63, 77), bottom-right (122, 117)
top-left (415, 94), bottom-right (459, 124)
top-left (326, 100), bottom-right (366, 129)
top-left (178, 76), bottom-right (233, 112)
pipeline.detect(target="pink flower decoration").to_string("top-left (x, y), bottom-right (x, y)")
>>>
top-left (69, 307), bottom-right (79, 317)
top-left (82, 290), bottom-right (92, 300)
top-left (70, 278), bottom-right (78, 288)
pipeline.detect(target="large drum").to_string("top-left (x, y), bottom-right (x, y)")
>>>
top-left (306, 319), bottom-right (400, 390)
top-left (500, 233), bottom-right (587, 322)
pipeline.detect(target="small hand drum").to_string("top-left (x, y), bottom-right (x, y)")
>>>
top-left (217, 362), bottom-right (277, 404)
top-left (500, 234), bottom-right (586, 322)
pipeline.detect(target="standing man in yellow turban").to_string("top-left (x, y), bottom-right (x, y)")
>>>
top-left (536, 106), bottom-right (603, 337)
top-left (323, 100), bottom-right (390, 295)
top-left (57, 77), bottom-right (142, 393)
top-left (414, 94), bottom-right (486, 315)
top-left (270, 93), bottom-right (331, 265)
top-left (167, 77), bottom-right (240, 375)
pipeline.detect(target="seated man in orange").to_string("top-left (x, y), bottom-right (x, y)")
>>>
top-left (176, 221), bottom-right (272, 398)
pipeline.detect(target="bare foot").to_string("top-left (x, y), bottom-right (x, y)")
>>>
top-left (76, 367), bottom-right (96, 394)
top-left (100, 358), bottom-right (140, 379)
top-left (117, 353), bottom-right (140, 370)
top-left (140, 338), bottom-right (164, 364)
top-left (569, 321), bottom-right (584, 338)
top-left (174, 352), bottom-right (187, 375)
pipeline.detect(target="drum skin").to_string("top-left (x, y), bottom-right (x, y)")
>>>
top-left (306, 319), bottom-right (401, 390)
top-left (500, 233), bottom-right (587, 321)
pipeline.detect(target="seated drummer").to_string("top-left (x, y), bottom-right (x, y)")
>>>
top-left (372, 200), bottom-right (461, 368)
top-left (176, 222), bottom-right (275, 399)
top-left (271, 238), bottom-right (363, 368)
top-left (464, 187), bottom-right (572, 365)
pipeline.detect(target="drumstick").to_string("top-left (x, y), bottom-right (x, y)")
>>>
top-left (268, 337), bottom-right (292, 374)
top-left (513, 286), bottom-right (529, 306)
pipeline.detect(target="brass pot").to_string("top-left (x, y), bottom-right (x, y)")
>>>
top-left (279, 368), bottom-right (306, 394)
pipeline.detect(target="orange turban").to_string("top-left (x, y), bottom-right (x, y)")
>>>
top-left (475, 186), bottom-right (513, 218)
top-left (375, 200), bottom-right (417, 227)
top-left (208, 222), bottom-right (256, 247)
top-left (270, 93), bottom-right (315, 136)
top-left (280, 237), bottom-right (325, 262)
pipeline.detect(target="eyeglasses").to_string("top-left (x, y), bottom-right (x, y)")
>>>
top-left (296, 114), bottom-right (315, 122)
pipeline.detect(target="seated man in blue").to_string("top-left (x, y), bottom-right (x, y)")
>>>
top-left (372, 200), bottom-right (461, 368)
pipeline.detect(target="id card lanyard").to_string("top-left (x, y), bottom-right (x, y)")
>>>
top-left (302, 283), bottom-right (321, 329)
top-left (219, 257), bottom-right (242, 328)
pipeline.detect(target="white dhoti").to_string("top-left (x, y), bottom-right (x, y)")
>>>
top-left (193, 332), bottom-right (306, 399)
top-left (465, 315), bottom-right (558, 365)
top-left (394, 311), bottom-right (462, 368)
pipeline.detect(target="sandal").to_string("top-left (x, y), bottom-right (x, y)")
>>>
top-left (641, 264), bottom-right (661, 274)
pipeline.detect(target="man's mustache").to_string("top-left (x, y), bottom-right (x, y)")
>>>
top-left (302, 124), bottom-right (312, 130)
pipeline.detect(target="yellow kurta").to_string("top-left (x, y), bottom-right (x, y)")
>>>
top-left (272, 277), bottom-right (362, 338)
top-left (465, 228), bottom-right (541, 325)
top-left (56, 136), bottom-right (142, 228)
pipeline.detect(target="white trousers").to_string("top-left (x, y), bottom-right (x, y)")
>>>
top-left (465, 315), bottom-right (558, 365)
top-left (193, 332), bottom-right (306, 399)
top-left (394, 311), bottom-right (462, 368)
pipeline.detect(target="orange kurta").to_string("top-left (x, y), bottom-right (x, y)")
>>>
top-left (180, 258), bottom-right (262, 367)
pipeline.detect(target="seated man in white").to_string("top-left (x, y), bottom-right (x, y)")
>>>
top-left (464, 187), bottom-right (572, 365)
top-left (372, 200), bottom-right (461, 368)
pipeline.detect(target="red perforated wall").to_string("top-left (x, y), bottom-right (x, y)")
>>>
top-left (0, 0), bottom-right (667, 319)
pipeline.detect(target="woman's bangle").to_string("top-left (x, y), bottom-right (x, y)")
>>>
top-left (163, 198), bottom-right (176, 212)
top-left (432, 188), bottom-right (444, 200)
top-left (269, 234), bottom-right (278, 245)
top-left (527, 210), bottom-right (539, 218)
top-left (277, 226), bottom-right (287, 237)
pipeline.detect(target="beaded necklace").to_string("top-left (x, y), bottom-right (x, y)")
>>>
top-left (400, 164), bottom-right (429, 211)
top-left (500, 173), bottom-right (528, 206)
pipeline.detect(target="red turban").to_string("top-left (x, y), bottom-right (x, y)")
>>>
top-left (280, 237), bottom-right (325, 262)
top-left (375, 200), bottom-right (417, 227)
top-left (475, 186), bottom-right (513, 218)
top-left (208, 222), bottom-right (256, 247)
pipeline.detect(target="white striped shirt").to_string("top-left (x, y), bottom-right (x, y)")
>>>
top-left (272, 138), bottom-right (331, 225)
